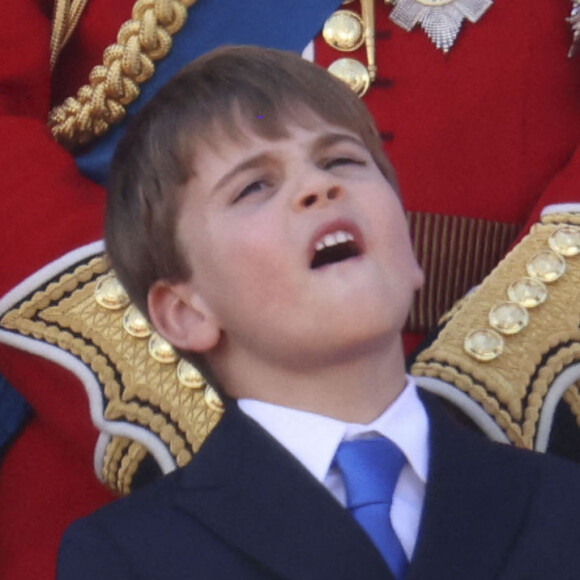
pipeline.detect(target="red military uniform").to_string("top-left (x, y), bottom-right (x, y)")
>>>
top-left (315, 2), bottom-right (580, 348)
top-left (0, 1), bottom-right (578, 577)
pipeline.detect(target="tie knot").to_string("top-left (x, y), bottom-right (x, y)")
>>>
top-left (334, 437), bottom-right (405, 509)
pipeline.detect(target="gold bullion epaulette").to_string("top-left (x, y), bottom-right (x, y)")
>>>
top-left (0, 242), bottom-right (223, 496)
top-left (411, 213), bottom-right (580, 453)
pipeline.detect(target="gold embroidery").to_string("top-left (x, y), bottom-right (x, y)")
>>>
top-left (0, 254), bottom-right (223, 495)
top-left (563, 381), bottom-right (580, 430)
top-left (101, 436), bottom-right (149, 496)
top-left (411, 214), bottom-right (580, 449)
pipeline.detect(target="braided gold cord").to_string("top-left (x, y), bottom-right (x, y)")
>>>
top-left (102, 436), bottom-right (132, 492)
top-left (48, 0), bottom-right (198, 148)
top-left (101, 436), bottom-right (150, 496)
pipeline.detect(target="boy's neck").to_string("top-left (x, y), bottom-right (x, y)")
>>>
top-left (214, 336), bottom-right (407, 424)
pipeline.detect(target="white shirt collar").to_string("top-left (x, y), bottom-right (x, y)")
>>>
top-left (237, 376), bottom-right (429, 486)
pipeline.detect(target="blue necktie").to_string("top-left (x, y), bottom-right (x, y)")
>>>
top-left (333, 437), bottom-right (408, 579)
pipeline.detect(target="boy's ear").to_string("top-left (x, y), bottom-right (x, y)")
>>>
top-left (147, 280), bottom-right (220, 353)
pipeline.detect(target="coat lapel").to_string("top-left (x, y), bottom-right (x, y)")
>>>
top-left (172, 402), bottom-right (392, 580)
top-left (172, 393), bottom-right (541, 579)
top-left (408, 393), bottom-right (539, 580)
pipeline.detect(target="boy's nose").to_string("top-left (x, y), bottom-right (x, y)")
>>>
top-left (292, 185), bottom-right (344, 212)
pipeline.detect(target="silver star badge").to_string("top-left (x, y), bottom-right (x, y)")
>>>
top-left (389, 0), bottom-right (493, 53)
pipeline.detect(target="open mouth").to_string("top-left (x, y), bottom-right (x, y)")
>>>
top-left (310, 230), bottom-right (362, 269)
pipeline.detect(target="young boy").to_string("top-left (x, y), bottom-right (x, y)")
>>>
top-left (58, 46), bottom-right (580, 579)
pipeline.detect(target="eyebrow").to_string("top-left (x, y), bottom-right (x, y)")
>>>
top-left (211, 131), bottom-right (367, 194)
top-left (312, 132), bottom-right (367, 153)
top-left (212, 153), bottom-right (272, 195)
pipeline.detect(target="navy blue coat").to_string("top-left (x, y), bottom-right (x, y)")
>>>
top-left (58, 392), bottom-right (580, 579)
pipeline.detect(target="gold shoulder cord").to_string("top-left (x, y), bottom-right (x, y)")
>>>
top-left (48, 0), bottom-right (198, 149)
top-left (50, 0), bottom-right (90, 71)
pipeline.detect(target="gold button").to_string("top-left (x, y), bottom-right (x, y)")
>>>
top-left (507, 277), bottom-right (548, 308)
top-left (548, 225), bottom-right (580, 257)
top-left (148, 332), bottom-right (178, 364)
top-left (122, 304), bottom-right (152, 338)
top-left (526, 250), bottom-right (566, 282)
top-left (464, 329), bottom-right (504, 362)
top-left (322, 10), bottom-right (365, 52)
top-left (204, 384), bottom-right (224, 412)
top-left (94, 273), bottom-right (130, 310)
top-left (488, 301), bottom-right (529, 335)
top-left (328, 58), bottom-right (371, 97)
top-left (177, 359), bottom-right (206, 390)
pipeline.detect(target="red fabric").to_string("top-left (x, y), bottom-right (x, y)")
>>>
top-left (315, 2), bottom-right (580, 227)
top-left (0, 349), bottom-right (113, 578)
top-left (0, 1), bottom-right (126, 577)
top-left (0, 1), bottom-right (578, 578)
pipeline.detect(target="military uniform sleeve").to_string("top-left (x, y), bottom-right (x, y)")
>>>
top-left (57, 518), bottom-right (137, 580)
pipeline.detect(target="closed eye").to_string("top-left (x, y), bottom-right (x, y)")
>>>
top-left (323, 157), bottom-right (366, 170)
top-left (232, 180), bottom-right (269, 203)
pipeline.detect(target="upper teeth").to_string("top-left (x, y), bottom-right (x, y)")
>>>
top-left (315, 230), bottom-right (354, 252)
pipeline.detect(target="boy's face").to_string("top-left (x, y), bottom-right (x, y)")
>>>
top-left (171, 114), bottom-right (423, 378)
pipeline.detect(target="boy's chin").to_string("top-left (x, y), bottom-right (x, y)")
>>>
top-left (305, 319), bottom-right (406, 361)
top-left (319, 283), bottom-right (414, 332)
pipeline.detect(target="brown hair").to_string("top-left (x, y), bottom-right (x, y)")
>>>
top-left (106, 45), bottom-right (396, 374)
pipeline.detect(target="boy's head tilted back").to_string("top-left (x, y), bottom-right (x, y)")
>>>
top-left (59, 47), bottom-right (580, 580)
top-left (106, 45), bottom-right (422, 414)
top-left (106, 45), bottom-right (395, 318)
